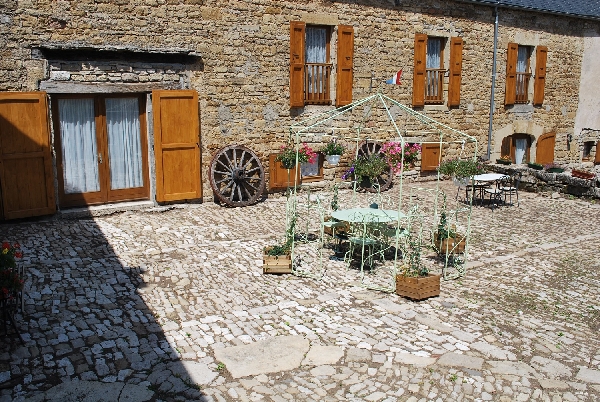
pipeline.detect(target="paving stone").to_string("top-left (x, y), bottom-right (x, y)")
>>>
top-left (302, 345), bottom-right (344, 366)
top-left (575, 368), bottom-right (600, 384)
top-left (437, 353), bottom-right (484, 370)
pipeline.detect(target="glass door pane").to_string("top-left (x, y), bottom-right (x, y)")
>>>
top-left (57, 98), bottom-right (99, 194)
top-left (105, 98), bottom-right (144, 190)
top-left (515, 138), bottom-right (527, 164)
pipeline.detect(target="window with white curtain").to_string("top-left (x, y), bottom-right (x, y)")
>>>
top-left (425, 37), bottom-right (444, 104)
top-left (300, 154), bottom-right (323, 181)
top-left (304, 25), bottom-right (331, 104)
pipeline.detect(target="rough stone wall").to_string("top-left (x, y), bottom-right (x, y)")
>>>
top-left (1, 0), bottom-right (598, 197)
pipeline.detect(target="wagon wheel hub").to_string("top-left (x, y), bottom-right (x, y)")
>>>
top-left (232, 168), bottom-right (246, 182)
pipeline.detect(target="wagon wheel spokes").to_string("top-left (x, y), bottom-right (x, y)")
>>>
top-left (356, 140), bottom-right (393, 193)
top-left (209, 145), bottom-right (265, 207)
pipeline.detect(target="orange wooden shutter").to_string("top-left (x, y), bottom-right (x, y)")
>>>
top-left (535, 132), bottom-right (555, 165)
top-left (505, 42), bottom-right (518, 105)
top-left (420, 143), bottom-right (442, 172)
top-left (448, 37), bottom-right (464, 107)
top-left (501, 136), bottom-right (512, 159)
top-left (595, 141), bottom-right (600, 165)
top-left (152, 90), bottom-right (202, 202)
top-left (533, 46), bottom-right (547, 106)
top-left (269, 154), bottom-right (300, 190)
top-left (412, 33), bottom-right (427, 107)
top-left (336, 25), bottom-right (354, 107)
top-left (290, 21), bottom-right (305, 108)
top-left (0, 92), bottom-right (56, 219)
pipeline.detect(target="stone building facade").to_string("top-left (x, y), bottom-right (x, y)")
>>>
top-left (0, 0), bottom-right (598, 216)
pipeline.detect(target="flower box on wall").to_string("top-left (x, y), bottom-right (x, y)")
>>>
top-left (571, 169), bottom-right (596, 180)
top-left (527, 162), bottom-right (543, 170)
top-left (496, 158), bottom-right (512, 165)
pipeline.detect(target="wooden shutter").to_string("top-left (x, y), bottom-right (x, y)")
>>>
top-left (152, 90), bottom-right (201, 202)
top-left (269, 154), bottom-right (300, 190)
top-left (420, 143), bottom-right (442, 172)
top-left (505, 42), bottom-right (518, 105)
top-left (412, 34), bottom-right (427, 107)
top-left (501, 136), bottom-right (512, 160)
top-left (290, 21), bottom-right (305, 108)
top-left (448, 37), bottom-right (463, 107)
top-left (595, 141), bottom-right (600, 165)
top-left (533, 46), bottom-right (547, 106)
top-left (536, 132), bottom-right (555, 165)
top-left (0, 92), bottom-right (56, 219)
top-left (336, 25), bottom-right (354, 107)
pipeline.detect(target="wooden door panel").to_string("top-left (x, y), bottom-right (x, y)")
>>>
top-left (421, 143), bottom-right (442, 172)
top-left (0, 92), bottom-right (56, 219)
top-left (269, 154), bottom-right (300, 190)
top-left (536, 132), bottom-right (555, 165)
top-left (152, 90), bottom-right (201, 202)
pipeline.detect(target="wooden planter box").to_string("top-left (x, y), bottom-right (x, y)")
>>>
top-left (571, 169), bottom-right (596, 180)
top-left (396, 274), bottom-right (440, 300)
top-left (433, 232), bottom-right (466, 254)
top-left (263, 248), bottom-right (292, 274)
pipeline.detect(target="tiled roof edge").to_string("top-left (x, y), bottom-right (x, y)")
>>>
top-left (455, 0), bottom-right (600, 21)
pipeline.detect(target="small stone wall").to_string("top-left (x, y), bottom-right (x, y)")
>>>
top-left (486, 164), bottom-right (600, 199)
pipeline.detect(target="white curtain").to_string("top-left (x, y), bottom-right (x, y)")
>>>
top-left (58, 99), bottom-right (99, 194)
top-left (515, 138), bottom-right (527, 164)
top-left (426, 38), bottom-right (441, 68)
top-left (306, 27), bottom-right (327, 94)
top-left (106, 98), bottom-right (143, 190)
top-left (301, 155), bottom-right (320, 177)
top-left (517, 47), bottom-right (528, 72)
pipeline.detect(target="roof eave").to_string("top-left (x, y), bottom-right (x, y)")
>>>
top-left (455, 0), bottom-right (600, 22)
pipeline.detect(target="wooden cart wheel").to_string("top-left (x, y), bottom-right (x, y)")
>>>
top-left (209, 145), bottom-right (265, 207)
top-left (357, 141), bottom-right (393, 193)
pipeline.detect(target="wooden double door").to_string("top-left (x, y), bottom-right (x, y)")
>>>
top-left (0, 90), bottom-right (202, 219)
top-left (52, 95), bottom-right (150, 207)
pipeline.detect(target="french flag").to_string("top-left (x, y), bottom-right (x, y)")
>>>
top-left (386, 69), bottom-right (403, 85)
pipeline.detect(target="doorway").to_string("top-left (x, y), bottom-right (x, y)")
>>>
top-left (52, 95), bottom-right (150, 207)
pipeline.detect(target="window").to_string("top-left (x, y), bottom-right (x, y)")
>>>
top-left (300, 153), bottom-right (324, 182)
top-left (583, 141), bottom-right (594, 161)
top-left (413, 34), bottom-right (463, 107)
top-left (52, 94), bottom-right (149, 207)
top-left (290, 22), bottom-right (354, 108)
top-left (505, 43), bottom-right (547, 106)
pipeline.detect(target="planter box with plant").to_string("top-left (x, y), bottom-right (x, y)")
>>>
top-left (263, 209), bottom-right (297, 274)
top-left (527, 162), bottom-right (543, 170)
top-left (396, 233), bottom-right (440, 300)
top-left (571, 169), bottom-right (596, 180)
top-left (320, 140), bottom-right (345, 166)
top-left (544, 162), bottom-right (564, 173)
top-left (433, 200), bottom-right (465, 255)
top-left (496, 155), bottom-right (512, 165)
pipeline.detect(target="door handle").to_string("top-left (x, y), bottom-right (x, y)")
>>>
top-left (98, 153), bottom-right (103, 164)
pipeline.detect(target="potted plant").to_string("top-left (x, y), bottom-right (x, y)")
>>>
top-left (544, 162), bottom-right (564, 173)
top-left (396, 233), bottom-right (440, 300)
top-left (320, 140), bottom-right (345, 166)
top-left (1, 241), bottom-right (24, 311)
top-left (496, 155), bottom-right (512, 165)
top-left (275, 143), bottom-right (317, 169)
top-left (381, 141), bottom-right (422, 173)
top-left (263, 211), bottom-right (296, 274)
top-left (433, 197), bottom-right (465, 255)
top-left (527, 162), bottom-right (543, 170)
top-left (342, 153), bottom-right (388, 188)
top-left (438, 158), bottom-right (485, 185)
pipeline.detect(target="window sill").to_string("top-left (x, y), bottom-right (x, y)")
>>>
top-left (423, 104), bottom-right (449, 112)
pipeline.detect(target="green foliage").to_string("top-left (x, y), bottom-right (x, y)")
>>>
top-left (401, 232), bottom-right (428, 277)
top-left (438, 158), bottom-right (485, 179)
top-left (352, 153), bottom-right (388, 182)
top-left (436, 195), bottom-right (456, 240)
top-left (330, 184), bottom-right (339, 211)
top-left (320, 141), bottom-right (345, 156)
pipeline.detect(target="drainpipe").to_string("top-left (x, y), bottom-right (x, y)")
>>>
top-left (487, 5), bottom-right (499, 160)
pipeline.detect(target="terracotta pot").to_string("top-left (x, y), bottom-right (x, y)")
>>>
top-left (396, 273), bottom-right (441, 300)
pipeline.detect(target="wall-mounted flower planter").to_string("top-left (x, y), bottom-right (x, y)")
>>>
top-left (527, 162), bottom-right (543, 170)
top-left (496, 159), bottom-right (512, 165)
top-left (571, 169), bottom-right (596, 180)
top-left (546, 167), bottom-right (564, 173)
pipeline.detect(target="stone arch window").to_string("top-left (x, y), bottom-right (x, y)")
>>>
top-left (582, 141), bottom-right (595, 162)
top-left (501, 133), bottom-right (532, 164)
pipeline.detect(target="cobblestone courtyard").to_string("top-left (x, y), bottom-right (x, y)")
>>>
top-left (1, 181), bottom-right (599, 401)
